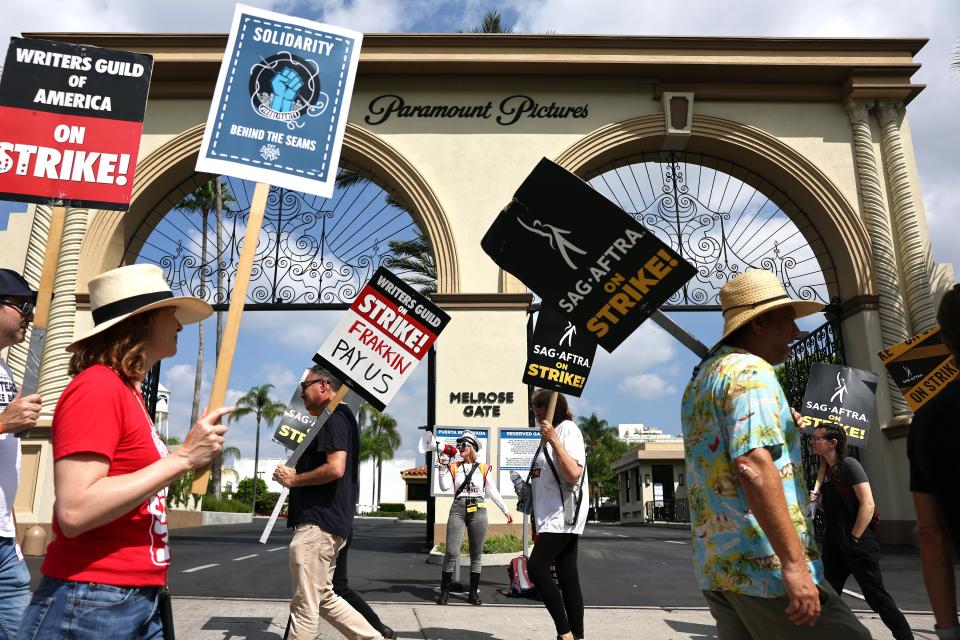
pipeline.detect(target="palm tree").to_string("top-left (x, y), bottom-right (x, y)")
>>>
top-left (228, 384), bottom-right (286, 513)
top-left (358, 402), bottom-right (401, 508)
top-left (464, 9), bottom-right (514, 33)
top-left (577, 413), bottom-right (629, 511)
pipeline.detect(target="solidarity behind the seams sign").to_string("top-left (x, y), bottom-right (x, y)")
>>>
top-left (313, 267), bottom-right (451, 412)
top-left (0, 37), bottom-right (153, 209)
top-left (481, 158), bottom-right (696, 352)
top-left (196, 4), bottom-right (362, 198)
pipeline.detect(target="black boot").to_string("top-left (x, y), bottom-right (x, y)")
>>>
top-left (467, 572), bottom-right (482, 605)
top-left (377, 624), bottom-right (396, 639)
top-left (436, 571), bottom-right (452, 605)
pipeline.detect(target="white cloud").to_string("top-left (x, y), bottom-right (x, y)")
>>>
top-left (591, 320), bottom-right (677, 378)
top-left (618, 372), bottom-right (679, 399)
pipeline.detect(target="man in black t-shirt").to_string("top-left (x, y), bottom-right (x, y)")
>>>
top-left (273, 366), bottom-right (385, 640)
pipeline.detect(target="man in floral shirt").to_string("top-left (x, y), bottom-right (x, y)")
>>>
top-left (681, 270), bottom-right (870, 638)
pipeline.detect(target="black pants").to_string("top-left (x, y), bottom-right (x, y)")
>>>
top-left (527, 532), bottom-right (584, 639)
top-left (822, 530), bottom-right (912, 640)
top-left (332, 531), bottom-right (385, 631)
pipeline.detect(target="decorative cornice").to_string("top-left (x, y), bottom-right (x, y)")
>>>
top-left (26, 33), bottom-right (926, 104)
top-left (837, 294), bottom-right (880, 320)
top-left (430, 293), bottom-right (533, 310)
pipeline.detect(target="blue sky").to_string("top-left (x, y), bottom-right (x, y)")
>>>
top-left (2, 1), bottom-right (958, 463)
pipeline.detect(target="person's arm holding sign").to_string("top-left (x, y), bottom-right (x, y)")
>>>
top-left (275, 451), bottom-right (346, 488)
top-left (538, 420), bottom-right (582, 484)
top-left (0, 392), bottom-right (42, 435)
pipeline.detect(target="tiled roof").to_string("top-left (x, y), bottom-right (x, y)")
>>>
top-left (401, 465), bottom-right (428, 479)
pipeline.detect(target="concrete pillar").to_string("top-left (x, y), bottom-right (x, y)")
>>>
top-left (876, 99), bottom-right (938, 334)
top-left (844, 99), bottom-right (910, 418)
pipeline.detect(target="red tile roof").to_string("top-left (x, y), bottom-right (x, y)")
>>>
top-left (401, 465), bottom-right (428, 479)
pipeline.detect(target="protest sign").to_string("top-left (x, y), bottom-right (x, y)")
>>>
top-left (523, 306), bottom-right (597, 396)
top-left (431, 427), bottom-right (490, 496)
top-left (481, 158), bottom-right (696, 352)
top-left (498, 428), bottom-right (540, 497)
top-left (879, 326), bottom-right (958, 412)
top-left (196, 4), bottom-right (362, 198)
top-left (313, 266), bottom-right (451, 412)
top-left (0, 37), bottom-right (152, 209)
top-left (272, 370), bottom-right (364, 450)
top-left (800, 363), bottom-right (878, 447)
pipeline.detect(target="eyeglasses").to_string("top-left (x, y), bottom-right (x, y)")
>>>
top-left (810, 435), bottom-right (830, 441)
top-left (0, 300), bottom-right (35, 318)
top-left (300, 378), bottom-right (327, 392)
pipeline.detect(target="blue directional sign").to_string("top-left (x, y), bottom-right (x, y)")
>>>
top-left (197, 4), bottom-right (362, 197)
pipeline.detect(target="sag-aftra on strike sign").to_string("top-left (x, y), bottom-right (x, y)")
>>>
top-left (0, 37), bottom-right (152, 209)
top-left (482, 158), bottom-right (696, 352)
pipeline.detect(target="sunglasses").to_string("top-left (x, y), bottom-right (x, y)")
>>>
top-left (300, 378), bottom-right (327, 392)
top-left (0, 300), bottom-right (35, 318)
top-left (456, 443), bottom-right (468, 450)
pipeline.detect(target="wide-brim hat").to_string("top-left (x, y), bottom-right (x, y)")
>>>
top-left (456, 430), bottom-right (481, 452)
top-left (68, 264), bottom-right (212, 352)
top-left (714, 269), bottom-right (823, 352)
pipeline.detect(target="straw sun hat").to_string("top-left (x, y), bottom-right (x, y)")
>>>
top-left (67, 264), bottom-right (212, 352)
top-left (715, 269), bottom-right (823, 351)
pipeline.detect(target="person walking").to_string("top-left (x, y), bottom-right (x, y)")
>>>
top-left (809, 423), bottom-right (912, 638)
top-left (0, 269), bottom-right (41, 640)
top-left (18, 264), bottom-right (232, 639)
top-left (273, 366), bottom-right (387, 640)
top-left (680, 269), bottom-right (870, 638)
top-left (435, 430), bottom-right (512, 606)
top-left (909, 283), bottom-right (960, 639)
top-left (332, 532), bottom-right (396, 639)
top-left (526, 389), bottom-right (588, 640)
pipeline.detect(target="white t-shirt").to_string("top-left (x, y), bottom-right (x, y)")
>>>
top-left (532, 419), bottom-right (589, 535)
top-left (0, 357), bottom-right (21, 538)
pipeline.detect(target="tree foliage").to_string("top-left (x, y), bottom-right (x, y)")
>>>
top-left (229, 384), bottom-right (286, 512)
top-left (235, 477), bottom-right (268, 506)
top-left (578, 413), bottom-right (629, 509)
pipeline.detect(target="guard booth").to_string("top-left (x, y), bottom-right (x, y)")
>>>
top-left (0, 32), bottom-right (953, 547)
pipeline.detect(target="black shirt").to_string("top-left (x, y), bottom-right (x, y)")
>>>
top-left (908, 378), bottom-right (960, 555)
top-left (287, 404), bottom-right (360, 539)
top-left (820, 457), bottom-right (869, 536)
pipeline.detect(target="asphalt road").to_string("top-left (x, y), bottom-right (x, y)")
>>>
top-left (25, 518), bottom-right (945, 611)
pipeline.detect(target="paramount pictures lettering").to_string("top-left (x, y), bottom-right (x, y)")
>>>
top-left (365, 94), bottom-right (590, 126)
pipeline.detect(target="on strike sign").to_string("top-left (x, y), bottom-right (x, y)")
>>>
top-left (481, 158), bottom-right (696, 352)
top-left (0, 37), bottom-right (153, 209)
top-left (523, 306), bottom-right (597, 397)
top-left (801, 363), bottom-right (878, 447)
top-left (313, 267), bottom-right (450, 411)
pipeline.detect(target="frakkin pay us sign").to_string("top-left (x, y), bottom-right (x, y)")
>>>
top-left (313, 267), bottom-right (450, 412)
top-left (0, 37), bottom-right (153, 209)
top-left (879, 326), bottom-right (959, 412)
top-left (801, 363), bottom-right (878, 448)
top-left (481, 158), bottom-right (696, 352)
top-left (196, 4), bottom-right (362, 198)
top-left (523, 306), bottom-right (597, 396)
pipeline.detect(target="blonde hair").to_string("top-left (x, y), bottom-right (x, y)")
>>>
top-left (69, 309), bottom-right (159, 386)
top-left (531, 388), bottom-right (573, 426)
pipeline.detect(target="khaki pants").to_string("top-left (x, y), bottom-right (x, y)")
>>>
top-left (288, 524), bottom-right (382, 640)
top-left (703, 583), bottom-right (873, 640)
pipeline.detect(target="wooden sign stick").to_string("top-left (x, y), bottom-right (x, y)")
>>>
top-left (192, 182), bottom-right (270, 494)
top-left (812, 459), bottom-right (826, 495)
top-left (18, 206), bottom-right (67, 413)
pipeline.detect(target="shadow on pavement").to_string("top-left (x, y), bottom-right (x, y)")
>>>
top-left (420, 628), bottom-right (500, 640)
top-left (664, 619), bottom-right (718, 639)
top-left (200, 616), bottom-right (283, 639)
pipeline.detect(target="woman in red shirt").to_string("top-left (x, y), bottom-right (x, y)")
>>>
top-left (18, 264), bottom-right (233, 640)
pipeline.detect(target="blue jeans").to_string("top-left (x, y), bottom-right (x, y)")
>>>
top-left (0, 537), bottom-right (30, 640)
top-left (18, 577), bottom-right (163, 640)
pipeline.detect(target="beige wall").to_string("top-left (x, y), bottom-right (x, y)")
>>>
top-left (617, 460), bottom-right (687, 525)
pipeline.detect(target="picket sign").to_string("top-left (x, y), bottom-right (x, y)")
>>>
top-left (191, 182), bottom-right (269, 494)
top-left (259, 385), bottom-right (351, 543)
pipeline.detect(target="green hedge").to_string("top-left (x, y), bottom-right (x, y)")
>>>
top-left (365, 509), bottom-right (426, 520)
top-left (377, 503), bottom-right (406, 512)
top-left (436, 533), bottom-right (523, 554)
top-left (202, 495), bottom-right (252, 513)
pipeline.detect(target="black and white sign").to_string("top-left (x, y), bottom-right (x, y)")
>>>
top-left (801, 363), bottom-right (878, 448)
top-left (498, 428), bottom-right (540, 497)
top-left (313, 267), bottom-right (450, 411)
top-left (523, 306), bottom-right (597, 396)
top-left (481, 158), bottom-right (696, 352)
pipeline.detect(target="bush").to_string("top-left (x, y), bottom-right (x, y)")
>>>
top-left (436, 533), bottom-right (523, 555)
top-left (364, 509), bottom-right (426, 520)
top-left (202, 495), bottom-right (252, 513)
top-left (399, 510), bottom-right (426, 520)
top-left (378, 503), bottom-right (405, 513)
top-left (235, 477), bottom-right (268, 506)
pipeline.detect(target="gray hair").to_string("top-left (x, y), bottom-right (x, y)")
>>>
top-left (308, 364), bottom-right (342, 391)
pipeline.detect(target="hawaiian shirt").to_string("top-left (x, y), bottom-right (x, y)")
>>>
top-left (680, 345), bottom-right (822, 597)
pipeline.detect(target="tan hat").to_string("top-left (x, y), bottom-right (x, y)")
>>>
top-left (68, 264), bottom-right (212, 352)
top-left (714, 269), bottom-right (823, 351)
